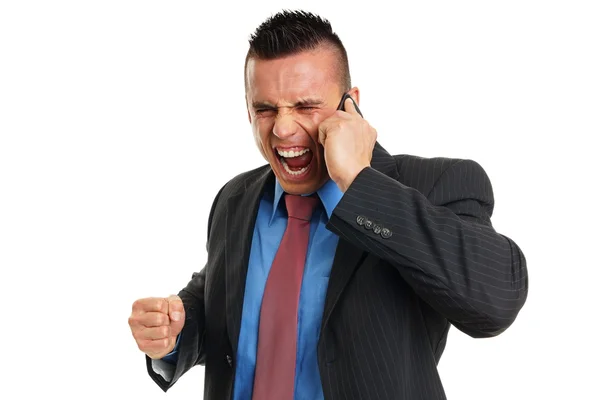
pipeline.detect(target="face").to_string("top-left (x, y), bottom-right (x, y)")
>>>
top-left (246, 48), bottom-right (358, 195)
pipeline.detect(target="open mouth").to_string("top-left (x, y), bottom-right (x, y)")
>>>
top-left (274, 147), bottom-right (314, 178)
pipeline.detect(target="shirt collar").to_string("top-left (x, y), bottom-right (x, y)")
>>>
top-left (269, 178), bottom-right (343, 225)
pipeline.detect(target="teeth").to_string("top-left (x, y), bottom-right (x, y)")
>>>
top-left (282, 159), bottom-right (308, 176)
top-left (277, 148), bottom-right (310, 158)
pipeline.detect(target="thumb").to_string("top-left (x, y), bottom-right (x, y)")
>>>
top-left (167, 295), bottom-right (185, 336)
top-left (344, 97), bottom-right (359, 115)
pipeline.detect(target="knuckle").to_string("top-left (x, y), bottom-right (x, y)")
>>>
top-left (157, 313), bottom-right (167, 326)
top-left (131, 327), bottom-right (142, 340)
top-left (132, 299), bottom-right (142, 311)
top-left (161, 298), bottom-right (170, 312)
top-left (161, 326), bottom-right (170, 338)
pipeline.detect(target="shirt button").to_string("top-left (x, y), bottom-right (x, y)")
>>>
top-left (381, 228), bottom-right (392, 239)
top-left (356, 215), bottom-right (366, 226)
top-left (364, 219), bottom-right (374, 230)
top-left (373, 225), bottom-right (382, 234)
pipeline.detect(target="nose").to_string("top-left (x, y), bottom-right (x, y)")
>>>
top-left (272, 111), bottom-right (297, 140)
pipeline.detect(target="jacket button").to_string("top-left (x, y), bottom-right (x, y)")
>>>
top-left (356, 215), bottom-right (366, 225)
top-left (226, 355), bottom-right (232, 367)
top-left (364, 219), bottom-right (374, 230)
top-left (381, 228), bottom-right (392, 239)
top-left (373, 225), bottom-right (382, 234)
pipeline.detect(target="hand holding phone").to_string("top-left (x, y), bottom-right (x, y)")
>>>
top-left (319, 92), bottom-right (376, 192)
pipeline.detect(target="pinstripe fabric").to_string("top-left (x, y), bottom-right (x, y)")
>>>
top-left (146, 142), bottom-right (528, 400)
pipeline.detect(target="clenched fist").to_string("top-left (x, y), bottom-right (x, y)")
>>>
top-left (128, 295), bottom-right (185, 359)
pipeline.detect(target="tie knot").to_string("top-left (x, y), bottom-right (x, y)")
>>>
top-left (284, 194), bottom-right (318, 221)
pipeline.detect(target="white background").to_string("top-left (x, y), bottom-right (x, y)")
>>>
top-left (1, 1), bottom-right (598, 399)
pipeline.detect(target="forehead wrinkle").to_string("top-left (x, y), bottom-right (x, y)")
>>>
top-left (252, 96), bottom-right (325, 109)
top-left (256, 77), bottom-right (331, 106)
top-left (247, 51), bottom-right (340, 107)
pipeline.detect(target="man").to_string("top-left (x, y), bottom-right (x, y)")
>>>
top-left (128, 10), bottom-right (528, 400)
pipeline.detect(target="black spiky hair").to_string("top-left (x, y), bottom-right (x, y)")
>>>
top-left (244, 10), bottom-right (351, 91)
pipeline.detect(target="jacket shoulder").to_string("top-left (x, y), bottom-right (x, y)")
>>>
top-left (203, 164), bottom-right (271, 240)
top-left (392, 154), bottom-right (489, 195)
top-left (217, 164), bottom-right (271, 200)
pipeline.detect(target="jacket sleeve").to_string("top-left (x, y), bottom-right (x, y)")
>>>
top-left (145, 184), bottom-right (226, 391)
top-left (327, 159), bottom-right (528, 338)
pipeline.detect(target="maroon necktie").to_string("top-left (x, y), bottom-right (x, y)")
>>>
top-left (252, 194), bottom-right (319, 400)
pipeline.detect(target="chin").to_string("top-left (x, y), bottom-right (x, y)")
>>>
top-left (271, 160), bottom-right (328, 195)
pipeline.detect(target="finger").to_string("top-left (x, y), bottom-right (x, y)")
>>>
top-left (168, 295), bottom-right (186, 336)
top-left (167, 295), bottom-right (184, 322)
top-left (139, 325), bottom-right (171, 340)
top-left (137, 338), bottom-right (171, 354)
top-left (131, 312), bottom-right (170, 328)
top-left (318, 122), bottom-right (328, 145)
top-left (132, 297), bottom-right (169, 315)
top-left (167, 295), bottom-right (183, 322)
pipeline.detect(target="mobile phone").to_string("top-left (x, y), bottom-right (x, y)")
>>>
top-left (336, 92), bottom-right (363, 117)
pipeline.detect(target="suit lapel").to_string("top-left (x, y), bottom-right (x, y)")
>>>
top-left (320, 142), bottom-right (399, 332)
top-left (225, 167), bottom-right (273, 354)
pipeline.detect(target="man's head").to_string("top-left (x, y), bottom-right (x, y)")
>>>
top-left (244, 10), bottom-right (359, 195)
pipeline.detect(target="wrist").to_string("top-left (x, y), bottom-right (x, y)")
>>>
top-left (335, 164), bottom-right (369, 192)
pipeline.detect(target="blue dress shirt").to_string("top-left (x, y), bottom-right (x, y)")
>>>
top-left (162, 178), bottom-right (343, 400)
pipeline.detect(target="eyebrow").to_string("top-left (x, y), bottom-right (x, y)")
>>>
top-left (252, 98), bottom-right (325, 109)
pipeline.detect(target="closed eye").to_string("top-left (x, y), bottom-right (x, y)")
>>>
top-left (255, 108), bottom-right (276, 115)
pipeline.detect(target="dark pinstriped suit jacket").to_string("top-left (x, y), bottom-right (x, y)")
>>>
top-left (146, 142), bottom-right (528, 399)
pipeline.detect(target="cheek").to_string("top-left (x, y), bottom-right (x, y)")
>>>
top-left (296, 114), bottom-right (321, 138)
top-left (253, 123), bottom-right (272, 160)
top-left (298, 113), bottom-right (326, 145)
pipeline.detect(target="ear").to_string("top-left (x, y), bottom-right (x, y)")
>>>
top-left (347, 87), bottom-right (360, 106)
top-left (247, 109), bottom-right (252, 124)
